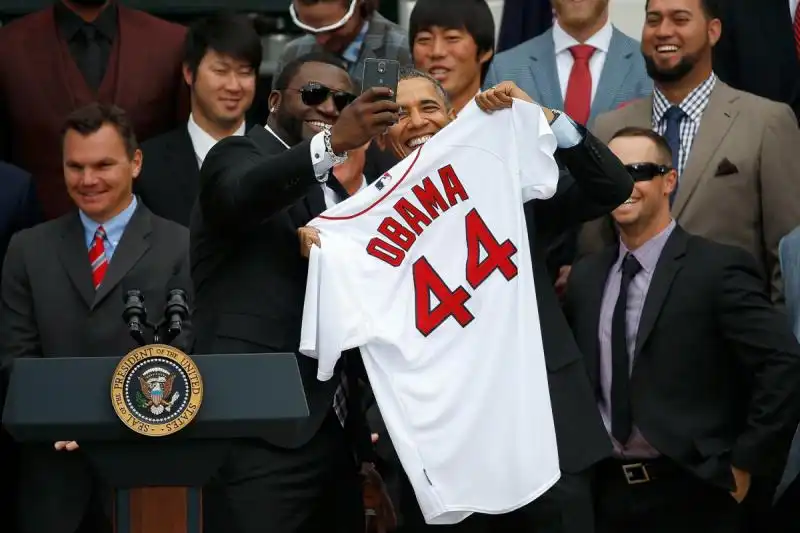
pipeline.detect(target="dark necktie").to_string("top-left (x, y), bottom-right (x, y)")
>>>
top-left (611, 252), bottom-right (642, 445)
top-left (662, 105), bottom-right (685, 205)
top-left (326, 170), bottom-right (351, 202)
top-left (80, 24), bottom-right (104, 90)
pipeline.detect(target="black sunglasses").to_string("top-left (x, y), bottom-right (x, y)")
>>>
top-left (624, 163), bottom-right (672, 182)
top-left (289, 82), bottom-right (357, 112)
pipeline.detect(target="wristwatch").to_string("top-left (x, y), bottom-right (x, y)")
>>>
top-left (323, 127), bottom-right (348, 167)
top-left (547, 108), bottom-right (561, 125)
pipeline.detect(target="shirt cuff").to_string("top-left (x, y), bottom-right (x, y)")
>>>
top-left (549, 113), bottom-right (584, 149)
top-left (310, 131), bottom-right (335, 178)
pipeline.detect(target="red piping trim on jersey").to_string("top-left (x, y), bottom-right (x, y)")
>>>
top-left (318, 145), bottom-right (424, 221)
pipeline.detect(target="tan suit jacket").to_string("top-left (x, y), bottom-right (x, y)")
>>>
top-left (582, 81), bottom-right (800, 303)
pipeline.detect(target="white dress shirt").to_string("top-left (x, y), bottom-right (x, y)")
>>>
top-left (262, 124), bottom-right (344, 187)
top-left (552, 20), bottom-right (614, 105)
top-left (791, 0), bottom-right (798, 20)
top-left (187, 113), bottom-right (247, 167)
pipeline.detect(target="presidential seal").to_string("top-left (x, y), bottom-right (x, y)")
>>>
top-left (111, 344), bottom-right (203, 437)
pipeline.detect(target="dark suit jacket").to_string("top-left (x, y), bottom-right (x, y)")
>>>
top-left (0, 3), bottom-right (188, 220)
top-left (496, 0), bottom-right (553, 53)
top-left (522, 127), bottom-right (633, 473)
top-left (191, 126), bottom-right (370, 458)
top-left (713, 0), bottom-right (800, 119)
top-left (0, 203), bottom-right (191, 533)
top-left (0, 162), bottom-right (41, 278)
top-left (565, 226), bottom-right (800, 487)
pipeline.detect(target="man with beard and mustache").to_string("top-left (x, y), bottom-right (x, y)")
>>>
top-left (0, 0), bottom-right (187, 221)
top-left (302, 67), bottom-right (633, 533)
top-left (191, 52), bottom-right (399, 533)
top-left (583, 0), bottom-right (800, 309)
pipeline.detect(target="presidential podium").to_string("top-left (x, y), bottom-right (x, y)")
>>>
top-left (1, 350), bottom-right (309, 533)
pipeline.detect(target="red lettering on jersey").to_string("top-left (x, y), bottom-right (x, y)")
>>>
top-left (394, 198), bottom-right (432, 235)
top-left (411, 177), bottom-right (450, 220)
top-left (378, 217), bottom-right (416, 251)
top-left (367, 238), bottom-right (404, 267)
top-left (439, 165), bottom-right (469, 206)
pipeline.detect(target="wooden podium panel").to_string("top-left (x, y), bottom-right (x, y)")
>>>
top-left (115, 487), bottom-right (202, 533)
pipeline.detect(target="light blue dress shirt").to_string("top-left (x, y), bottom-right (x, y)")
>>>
top-left (549, 112), bottom-right (583, 149)
top-left (79, 195), bottom-right (138, 262)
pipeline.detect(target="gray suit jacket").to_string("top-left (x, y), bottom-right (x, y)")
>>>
top-left (273, 12), bottom-right (412, 88)
top-left (587, 81), bottom-right (800, 305)
top-left (0, 202), bottom-right (191, 533)
top-left (484, 27), bottom-right (652, 127)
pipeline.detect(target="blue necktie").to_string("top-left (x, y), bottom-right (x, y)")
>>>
top-left (662, 106), bottom-right (685, 205)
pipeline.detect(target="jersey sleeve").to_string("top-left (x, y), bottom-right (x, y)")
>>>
top-left (299, 232), bottom-right (370, 381)
top-left (513, 101), bottom-right (560, 203)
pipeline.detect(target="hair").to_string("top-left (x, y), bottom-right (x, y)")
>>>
top-left (273, 51), bottom-right (349, 91)
top-left (398, 67), bottom-right (452, 111)
top-left (61, 103), bottom-right (138, 159)
top-left (296, 0), bottom-right (379, 19)
top-left (645, 0), bottom-right (718, 19)
top-left (610, 126), bottom-right (673, 166)
top-left (183, 13), bottom-right (263, 80)
top-left (408, 0), bottom-right (495, 82)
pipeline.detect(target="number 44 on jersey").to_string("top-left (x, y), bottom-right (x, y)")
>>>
top-left (415, 209), bottom-right (519, 337)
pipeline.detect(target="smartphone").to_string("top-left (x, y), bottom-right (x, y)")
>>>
top-left (362, 58), bottom-right (400, 100)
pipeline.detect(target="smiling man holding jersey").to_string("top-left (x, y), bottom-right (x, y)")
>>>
top-left (299, 68), bottom-right (631, 533)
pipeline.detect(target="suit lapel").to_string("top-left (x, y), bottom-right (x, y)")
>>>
top-left (583, 246), bottom-right (618, 387)
top-left (590, 30), bottom-right (635, 123)
top-left (528, 32), bottom-right (564, 109)
top-left (633, 227), bottom-right (688, 359)
top-left (93, 204), bottom-right (152, 308)
top-left (672, 83), bottom-right (739, 217)
top-left (112, 6), bottom-right (149, 112)
top-left (58, 213), bottom-right (95, 308)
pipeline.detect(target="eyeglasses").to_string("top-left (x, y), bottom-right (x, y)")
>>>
top-left (624, 163), bottom-right (672, 182)
top-left (289, 0), bottom-right (358, 34)
top-left (288, 82), bottom-right (357, 112)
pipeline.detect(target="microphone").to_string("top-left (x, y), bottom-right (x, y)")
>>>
top-left (163, 288), bottom-right (189, 344)
top-left (122, 289), bottom-right (147, 346)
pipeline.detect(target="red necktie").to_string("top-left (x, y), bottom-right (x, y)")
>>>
top-left (793, 7), bottom-right (800, 59)
top-left (88, 226), bottom-right (108, 289)
top-left (564, 44), bottom-right (596, 126)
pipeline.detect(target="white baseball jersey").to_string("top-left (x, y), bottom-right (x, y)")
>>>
top-left (300, 100), bottom-right (561, 525)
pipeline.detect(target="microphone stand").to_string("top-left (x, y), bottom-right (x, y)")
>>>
top-left (122, 289), bottom-right (189, 348)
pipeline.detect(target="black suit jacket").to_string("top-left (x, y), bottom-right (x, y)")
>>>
top-left (564, 226), bottom-right (800, 487)
top-left (713, 0), bottom-right (800, 119)
top-left (522, 127), bottom-right (633, 473)
top-left (136, 123), bottom-right (257, 227)
top-left (0, 162), bottom-right (41, 277)
top-left (191, 125), bottom-right (367, 454)
top-left (0, 202), bottom-right (190, 533)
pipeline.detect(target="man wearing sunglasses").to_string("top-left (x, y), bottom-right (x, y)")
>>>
top-left (564, 127), bottom-right (800, 533)
top-left (275, 0), bottom-right (412, 87)
top-left (191, 52), bottom-right (400, 533)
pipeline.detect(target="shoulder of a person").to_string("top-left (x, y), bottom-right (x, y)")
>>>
top-left (684, 231), bottom-right (756, 272)
top-left (141, 126), bottom-right (187, 154)
top-left (0, 7), bottom-right (49, 40)
top-left (491, 31), bottom-right (550, 68)
top-left (149, 211), bottom-right (190, 243)
top-left (9, 213), bottom-right (67, 251)
top-left (0, 161), bottom-right (31, 191)
top-left (592, 98), bottom-right (649, 140)
top-left (283, 34), bottom-right (317, 57)
top-left (121, 5), bottom-right (187, 39)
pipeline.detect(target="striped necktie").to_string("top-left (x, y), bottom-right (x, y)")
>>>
top-left (88, 226), bottom-right (108, 289)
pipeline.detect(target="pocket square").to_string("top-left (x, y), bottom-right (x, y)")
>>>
top-left (715, 158), bottom-right (738, 176)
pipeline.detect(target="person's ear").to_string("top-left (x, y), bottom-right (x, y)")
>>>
top-left (268, 90), bottom-right (282, 113)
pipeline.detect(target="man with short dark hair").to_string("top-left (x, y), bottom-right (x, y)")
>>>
top-left (192, 52), bottom-right (399, 533)
top-left (0, 102), bottom-right (191, 533)
top-left (408, 0), bottom-right (496, 115)
top-left (136, 13), bottom-right (262, 226)
top-left (275, 0), bottom-right (411, 87)
top-left (0, 0), bottom-right (188, 220)
top-left (565, 126), bottom-right (800, 533)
